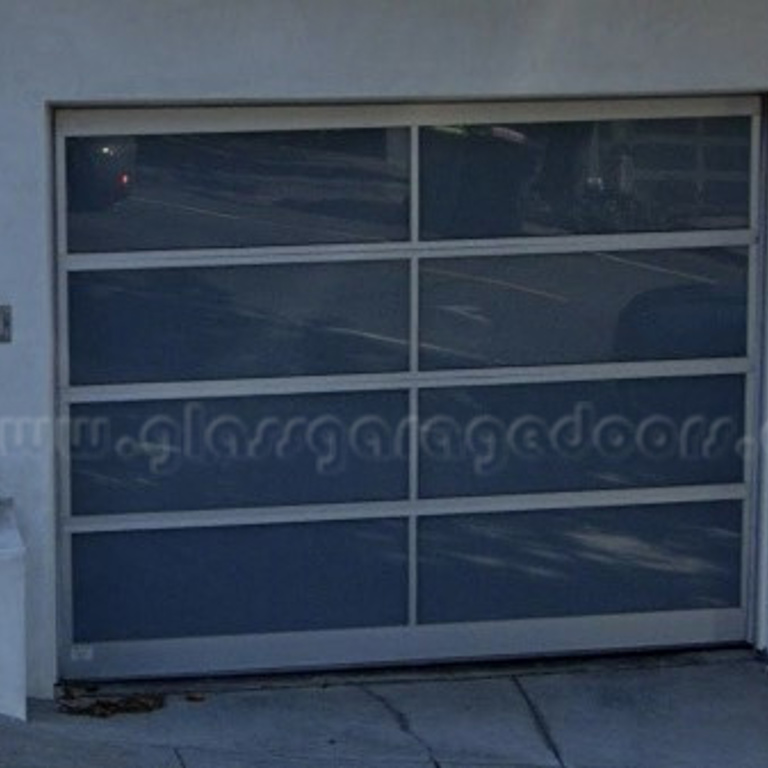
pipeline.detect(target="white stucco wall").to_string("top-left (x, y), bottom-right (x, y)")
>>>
top-left (2, 0), bottom-right (768, 699)
top-left (0, 503), bottom-right (26, 719)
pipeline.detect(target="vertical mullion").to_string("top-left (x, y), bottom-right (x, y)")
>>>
top-left (54, 123), bottom-right (77, 668)
top-left (55, 126), bottom-right (70, 261)
top-left (741, 114), bottom-right (760, 633)
top-left (744, 238), bottom-right (760, 636)
top-left (55, 129), bottom-right (71, 391)
top-left (743, 111), bottom-right (761, 638)
top-left (408, 125), bottom-right (420, 626)
top-left (751, 104), bottom-right (768, 649)
top-left (408, 388), bottom-right (419, 627)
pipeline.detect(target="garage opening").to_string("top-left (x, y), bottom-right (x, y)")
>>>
top-left (55, 98), bottom-right (759, 679)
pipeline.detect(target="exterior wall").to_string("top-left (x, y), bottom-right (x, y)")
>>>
top-left (0, 503), bottom-right (25, 719)
top-left (2, 0), bottom-right (768, 698)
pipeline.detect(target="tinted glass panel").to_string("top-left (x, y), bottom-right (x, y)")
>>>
top-left (418, 502), bottom-right (741, 624)
top-left (420, 248), bottom-right (747, 369)
top-left (419, 376), bottom-right (744, 498)
top-left (67, 129), bottom-right (410, 253)
top-left (69, 261), bottom-right (410, 385)
top-left (73, 519), bottom-right (408, 641)
top-left (421, 117), bottom-right (750, 239)
top-left (71, 391), bottom-right (409, 515)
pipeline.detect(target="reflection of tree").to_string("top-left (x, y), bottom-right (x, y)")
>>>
top-left (421, 126), bottom-right (541, 238)
top-left (422, 118), bottom-right (750, 238)
top-left (530, 123), bottom-right (658, 233)
top-left (531, 122), bottom-right (593, 227)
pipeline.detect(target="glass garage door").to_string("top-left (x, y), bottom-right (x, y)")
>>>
top-left (56, 99), bottom-right (759, 679)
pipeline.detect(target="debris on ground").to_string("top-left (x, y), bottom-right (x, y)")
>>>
top-left (57, 693), bottom-right (166, 718)
top-left (184, 692), bottom-right (206, 703)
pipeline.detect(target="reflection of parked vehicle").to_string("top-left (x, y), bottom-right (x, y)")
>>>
top-left (66, 137), bottom-right (136, 211)
top-left (613, 284), bottom-right (746, 361)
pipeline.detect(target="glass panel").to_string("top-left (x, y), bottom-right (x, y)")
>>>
top-left (69, 261), bottom-right (410, 385)
top-left (420, 248), bottom-right (747, 369)
top-left (71, 391), bottom-right (409, 515)
top-left (421, 117), bottom-right (750, 239)
top-left (67, 129), bottom-right (410, 253)
top-left (419, 376), bottom-right (744, 498)
top-left (418, 502), bottom-right (742, 624)
top-left (73, 519), bottom-right (408, 641)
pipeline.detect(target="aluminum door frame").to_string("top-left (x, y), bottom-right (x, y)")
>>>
top-left (54, 95), bottom-right (764, 680)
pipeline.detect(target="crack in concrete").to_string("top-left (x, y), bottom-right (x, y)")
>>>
top-left (173, 747), bottom-right (188, 768)
top-left (361, 685), bottom-right (443, 768)
top-left (513, 677), bottom-right (566, 768)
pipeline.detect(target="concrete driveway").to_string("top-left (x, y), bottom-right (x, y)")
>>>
top-left (1, 649), bottom-right (767, 768)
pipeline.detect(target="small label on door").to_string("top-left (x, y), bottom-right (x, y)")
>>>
top-left (70, 645), bottom-right (94, 662)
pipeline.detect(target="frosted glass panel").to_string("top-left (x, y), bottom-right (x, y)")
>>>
top-left (67, 129), bottom-right (410, 252)
top-left (71, 391), bottom-right (409, 515)
top-left (419, 502), bottom-right (741, 624)
top-left (74, 519), bottom-right (408, 641)
top-left (421, 117), bottom-right (750, 239)
top-left (70, 261), bottom-right (410, 384)
top-left (420, 248), bottom-right (747, 369)
top-left (419, 376), bottom-right (744, 498)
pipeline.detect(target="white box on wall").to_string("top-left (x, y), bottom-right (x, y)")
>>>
top-left (0, 500), bottom-right (26, 720)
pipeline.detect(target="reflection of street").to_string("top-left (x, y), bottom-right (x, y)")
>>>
top-left (423, 265), bottom-right (570, 303)
top-left (421, 247), bottom-right (746, 368)
top-left (70, 246), bottom-right (747, 382)
top-left (596, 251), bottom-right (718, 285)
top-left (68, 131), bottom-right (410, 253)
top-left (132, 193), bottom-right (244, 220)
top-left (69, 261), bottom-right (412, 384)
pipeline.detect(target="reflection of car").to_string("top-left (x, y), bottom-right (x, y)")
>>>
top-left (613, 284), bottom-right (746, 360)
top-left (66, 137), bottom-right (136, 211)
top-left (609, 284), bottom-right (746, 486)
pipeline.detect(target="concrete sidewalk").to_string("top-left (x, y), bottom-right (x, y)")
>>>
top-left (1, 649), bottom-right (767, 768)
